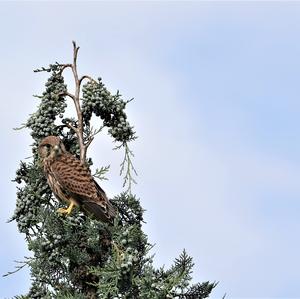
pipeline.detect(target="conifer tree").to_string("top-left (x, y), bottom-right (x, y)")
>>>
top-left (8, 42), bottom-right (217, 299)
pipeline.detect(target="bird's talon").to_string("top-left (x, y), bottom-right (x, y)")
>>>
top-left (57, 201), bottom-right (75, 216)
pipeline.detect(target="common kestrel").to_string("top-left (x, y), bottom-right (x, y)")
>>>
top-left (38, 136), bottom-right (116, 223)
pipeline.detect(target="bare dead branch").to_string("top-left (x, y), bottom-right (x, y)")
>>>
top-left (85, 136), bottom-right (94, 148)
top-left (65, 41), bottom-right (89, 163)
top-left (58, 63), bottom-right (72, 75)
top-left (59, 91), bottom-right (75, 101)
top-left (59, 42), bottom-right (98, 163)
top-left (79, 75), bottom-right (97, 86)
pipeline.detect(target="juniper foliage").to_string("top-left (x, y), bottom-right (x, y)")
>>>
top-left (9, 43), bottom-right (217, 299)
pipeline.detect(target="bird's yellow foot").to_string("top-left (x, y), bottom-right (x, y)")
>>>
top-left (57, 202), bottom-right (75, 215)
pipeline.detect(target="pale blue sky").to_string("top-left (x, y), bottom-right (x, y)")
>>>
top-left (1, 2), bottom-right (300, 298)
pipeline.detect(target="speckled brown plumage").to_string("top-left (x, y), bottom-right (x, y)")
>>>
top-left (38, 136), bottom-right (116, 223)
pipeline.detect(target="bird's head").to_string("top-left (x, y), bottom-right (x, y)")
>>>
top-left (38, 136), bottom-right (66, 160)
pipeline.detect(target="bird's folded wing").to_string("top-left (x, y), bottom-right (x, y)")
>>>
top-left (50, 154), bottom-right (116, 222)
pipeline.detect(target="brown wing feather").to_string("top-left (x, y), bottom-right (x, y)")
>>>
top-left (50, 153), bottom-right (116, 222)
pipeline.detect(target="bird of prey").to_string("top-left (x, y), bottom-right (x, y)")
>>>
top-left (38, 135), bottom-right (116, 223)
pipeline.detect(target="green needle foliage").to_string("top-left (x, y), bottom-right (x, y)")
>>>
top-left (8, 42), bottom-right (217, 299)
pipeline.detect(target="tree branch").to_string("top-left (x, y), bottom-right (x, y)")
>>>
top-left (59, 91), bottom-right (75, 101)
top-left (79, 75), bottom-right (97, 86)
top-left (85, 136), bottom-right (94, 148)
top-left (3, 259), bottom-right (31, 277)
top-left (58, 63), bottom-right (72, 75)
top-left (67, 41), bottom-right (92, 163)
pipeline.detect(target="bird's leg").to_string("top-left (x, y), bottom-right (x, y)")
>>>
top-left (57, 200), bottom-right (75, 215)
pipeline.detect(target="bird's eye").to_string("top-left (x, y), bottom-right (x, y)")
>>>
top-left (42, 145), bottom-right (51, 156)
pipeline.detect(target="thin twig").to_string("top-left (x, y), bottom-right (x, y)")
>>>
top-left (119, 143), bottom-right (137, 193)
top-left (85, 136), bottom-right (94, 148)
top-left (59, 91), bottom-right (75, 101)
top-left (93, 165), bottom-right (110, 181)
top-left (58, 63), bottom-right (72, 75)
top-left (3, 259), bottom-right (31, 277)
top-left (65, 92), bottom-right (75, 101)
top-left (79, 75), bottom-right (97, 85)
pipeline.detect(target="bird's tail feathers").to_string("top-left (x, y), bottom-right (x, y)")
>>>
top-left (81, 199), bottom-right (116, 224)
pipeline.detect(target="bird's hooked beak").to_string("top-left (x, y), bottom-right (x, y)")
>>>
top-left (53, 145), bottom-right (61, 156)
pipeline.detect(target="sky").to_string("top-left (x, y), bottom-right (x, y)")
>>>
top-left (1, 1), bottom-right (300, 298)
